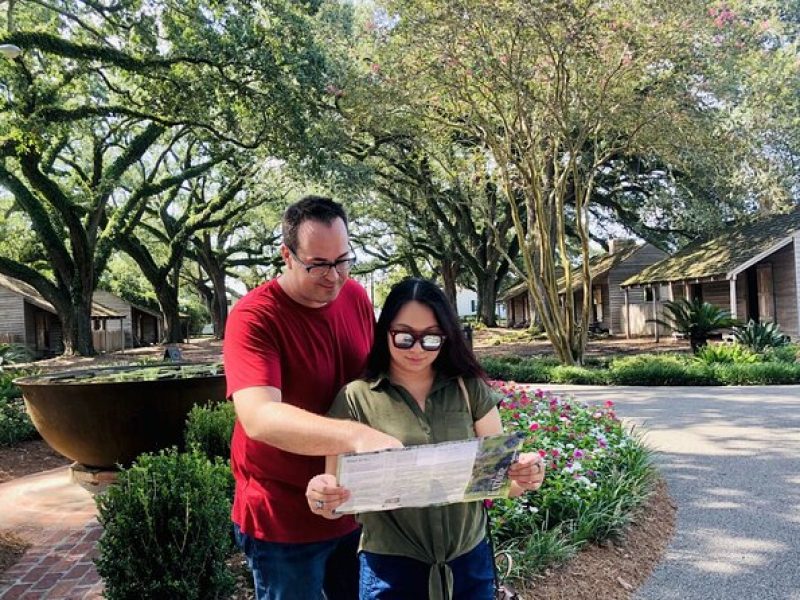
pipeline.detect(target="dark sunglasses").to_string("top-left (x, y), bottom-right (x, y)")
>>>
top-left (389, 330), bottom-right (446, 351)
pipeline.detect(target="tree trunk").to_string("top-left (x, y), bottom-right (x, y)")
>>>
top-left (476, 273), bottom-right (498, 327)
top-left (207, 264), bottom-right (228, 339)
top-left (440, 259), bottom-right (459, 313)
top-left (156, 285), bottom-right (183, 344)
top-left (59, 296), bottom-right (95, 356)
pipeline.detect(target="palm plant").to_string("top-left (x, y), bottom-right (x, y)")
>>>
top-left (650, 299), bottom-right (740, 353)
top-left (733, 320), bottom-right (789, 353)
top-left (0, 343), bottom-right (31, 370)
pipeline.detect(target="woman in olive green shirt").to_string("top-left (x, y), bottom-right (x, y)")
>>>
top-left (306, 278), bottom-right (545, 600)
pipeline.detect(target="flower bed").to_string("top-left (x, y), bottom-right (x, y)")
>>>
top-left (488, 382), bottom-right (656, 582)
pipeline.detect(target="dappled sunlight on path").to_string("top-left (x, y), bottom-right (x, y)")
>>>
top-left (538, 384), bottom-right (800, 600)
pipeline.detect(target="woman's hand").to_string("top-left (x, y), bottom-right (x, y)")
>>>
top-left (306, 473), bottom-right (350, 519)
top-left (509, 452), bottom-right (545, 493)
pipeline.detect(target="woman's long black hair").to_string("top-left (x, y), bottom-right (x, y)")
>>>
top-left (364, 278), bottom-right (484, 380)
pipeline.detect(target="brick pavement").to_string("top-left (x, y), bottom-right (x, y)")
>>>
top-left (0, 467), bottom-right (104, 599)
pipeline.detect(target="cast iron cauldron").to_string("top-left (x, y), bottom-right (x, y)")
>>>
top-left (15, 363), bottom-right (226, 469)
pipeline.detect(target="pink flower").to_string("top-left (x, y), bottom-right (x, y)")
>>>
top-left (573, 449), bottom-right (584, 459)
top-left (534, 389), bottom-right (544, 398)
top-left (529, 422), bottom-right (540, 431)
top-left (550, 449), bottom-right (560, 457)
top-left (483, 499), bottom-right (494, 508)
top-left (538, 450), bottom-right (547, 458)
top-left (604, 400), bottom-right (614, 408)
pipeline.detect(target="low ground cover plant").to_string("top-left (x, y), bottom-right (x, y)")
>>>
top-left (489, 383), bottom-right (655, 583)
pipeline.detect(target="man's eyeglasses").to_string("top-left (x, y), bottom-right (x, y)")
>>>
top-left (389, 330), bottom-right (446, 351)
top-left (288, 247), bottom-right (357, 279)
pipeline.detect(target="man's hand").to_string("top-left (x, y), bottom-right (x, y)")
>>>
top-left (306, 473), bottom-right (349, 519)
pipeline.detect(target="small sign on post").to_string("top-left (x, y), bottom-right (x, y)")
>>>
top-left (462, 324), bottom-right (473, 349)
top-left (163, 345), bottom-right (182, 362)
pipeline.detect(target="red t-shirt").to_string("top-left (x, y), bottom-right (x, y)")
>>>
top-left (224, 278), bottom-right (374, 543)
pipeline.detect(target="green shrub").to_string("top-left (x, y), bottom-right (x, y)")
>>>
top-left (509, 362), bottom-right (552, 383)
top-left (95, 448), bottom-right (235, 600)
top-left (733, 320), bottom-right (789, 352)
top-left (549, 365), bottom-right (608, 385)
top-left (0, 370), bottom-right (38, 446)
top-left (0, 397), bottom-right (38, 446)
top-left (0, 371), bottom-right (22, 402)
top-left (694, 343), bottom-right (759, 365)
top-left (764, 343), bottom-right (799, 364)
top-left (711, 362), bottom-right (800, 385)
top-left (481, 357), bottom-right (557, 383)
top-left (608, 355), bottom-right (716, 386)
top-left (481, 357), bottom-right (518, 380)
top-left (185, 401), bottom-right (235, 462)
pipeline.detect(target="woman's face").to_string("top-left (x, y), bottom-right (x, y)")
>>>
top-left (387, 300), bottom-right (444, 377)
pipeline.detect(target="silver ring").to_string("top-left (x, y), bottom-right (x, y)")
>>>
top-left (315, 499), bottom-right (324, 510)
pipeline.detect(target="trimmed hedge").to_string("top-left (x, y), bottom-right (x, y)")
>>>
top-left (481, 353), bottom-right (800, 386)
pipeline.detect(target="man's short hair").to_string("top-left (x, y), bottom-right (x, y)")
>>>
top-left (282, 195), bottom-right (348, 251)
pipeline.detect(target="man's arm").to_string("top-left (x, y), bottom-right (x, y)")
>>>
top-left (233, 386), bottom-right (403, 455)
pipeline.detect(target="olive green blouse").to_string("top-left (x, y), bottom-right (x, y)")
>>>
top-left (328, 373), bottom-right (498, 600)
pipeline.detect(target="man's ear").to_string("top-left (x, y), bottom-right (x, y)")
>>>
top-left (280, 244), bottom-right (292, 268)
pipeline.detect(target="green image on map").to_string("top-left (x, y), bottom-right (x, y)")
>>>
top-left (463, 432), bottom-right (525, 501)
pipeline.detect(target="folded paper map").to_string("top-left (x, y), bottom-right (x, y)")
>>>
top-left (334, 432), bottom-right (526, 514)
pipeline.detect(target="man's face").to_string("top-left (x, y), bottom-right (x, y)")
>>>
top-left (282, 217), bottom-right (351, 307)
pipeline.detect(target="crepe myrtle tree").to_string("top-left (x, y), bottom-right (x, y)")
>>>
top-left (380, 0), bottom-right (764, 364)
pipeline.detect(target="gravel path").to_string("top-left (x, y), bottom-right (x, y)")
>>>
top-left (542, 385), bottom-right (800, 600)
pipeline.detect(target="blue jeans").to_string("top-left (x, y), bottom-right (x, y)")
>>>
top-left (359, 538), bottom-right (495, 600)
top-left (233, 523), bottom-right (360, 600)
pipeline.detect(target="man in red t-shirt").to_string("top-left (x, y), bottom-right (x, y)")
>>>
top-left (224, 196), bottom-right (402, 600)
